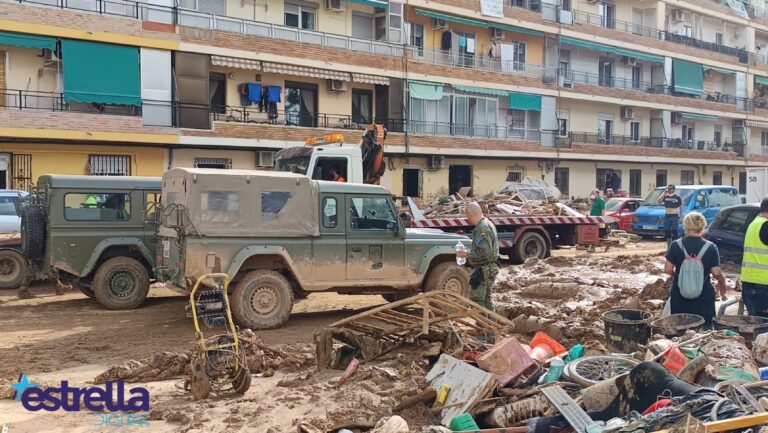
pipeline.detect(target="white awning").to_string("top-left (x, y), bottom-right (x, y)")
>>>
top-left (262, 62), bottom-right (350, 81)
top-left (211, 55), bottom-right (261, 70)
top-left (746, 120), bottom-right (768, 129)
top-left (351, 73), bottom-right (390, 86)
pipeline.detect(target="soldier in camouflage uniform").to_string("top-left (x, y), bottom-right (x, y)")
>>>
top-left (457, 202), bottom-right (499, 310)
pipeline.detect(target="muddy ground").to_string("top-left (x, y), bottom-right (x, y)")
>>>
top-left (0, 241), bottom-right (681, 432)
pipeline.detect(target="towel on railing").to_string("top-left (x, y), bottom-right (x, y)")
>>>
top-left (247, 83), bottom-right (262, 104)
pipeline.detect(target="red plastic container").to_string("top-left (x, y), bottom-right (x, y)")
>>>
top-left (661, 347), bottom-right (688, 375)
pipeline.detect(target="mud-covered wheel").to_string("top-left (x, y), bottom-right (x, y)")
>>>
top-left (76, 280), bottom-right (95, 298)
top-left (512, 231), bottom-right (548, 264)
top-left (231, 270), bottom-right (294, 330)
top-left (423, 262), bottom-right (469, 297)
top-left (20, 206), bottom-right (46, 262)
top-left (0, 249), bottom-right (28, 290)
top-left (189, 356), bottom-right (211, 401)
top-left (92, 257), bottom-right (150, 310)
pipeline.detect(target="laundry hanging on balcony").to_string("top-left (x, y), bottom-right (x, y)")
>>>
top-left (61, 39), bottom-right (140, 106)
top-left (0, 31), bottom-right (56, 50)
top-left (559, 37), bottom-right (664, 63)
top-left (408, 81), bottom-right (444, 101)
top-left (508, 92), bottom-right (541, 111)
top-left (672, 59), bottom-right (704, 96)
top-left (453, 85), bottom-right (508, 96)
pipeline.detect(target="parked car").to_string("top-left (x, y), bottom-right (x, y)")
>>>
top-left (0, 190), bottom-right (27, 233)
top-left (704, 204), bottom-right (760, 264)
top-left (632, 185), bottom-right (741, 238)
top-left (603, 197), bottom-right (643, 232)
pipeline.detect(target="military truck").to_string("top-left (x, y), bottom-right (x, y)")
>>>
top-left (156, 168), bottom-right (470, 330)
top-left (19, 175), bottom-right (161, 309)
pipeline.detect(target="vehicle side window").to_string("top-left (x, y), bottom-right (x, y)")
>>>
top-left (201, 191), bottom-right (239, 223)
top-left (64, 193), bottom-right (131, 221)
top-left (718, 209), bottom-right (752, 233)
top-left (323, 197), bottom-right (337, 228)
top-left (145, 192), bottom-right (161, 221)
top-left (0, 195), bottom-right (17, 216)
top-left (350, 197), bottom-right (397, 231)
top-left (625, 202), bottom-right (638, 212)
top-left (709, 189), bottom-right (740, 207)
top-left (693, 191), bottom-right (707, 209)
top-left (261, 191), bottom-right (293, 221)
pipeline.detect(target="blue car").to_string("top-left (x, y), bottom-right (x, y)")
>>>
top-left (632, 185), bottom-right (741, 238)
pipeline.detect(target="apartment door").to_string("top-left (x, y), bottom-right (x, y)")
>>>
top-left (402, 167), bottom-right (421, 197)
top-left (629, 169), bottom-right (642, 197)
top-left (0, 154), bottom-right (9, 189)
top-left (598, 119), bottom-right (613, 144)
top-left (600, 2), bottom-right (615, 29)
top-left (454, 96), bottom-right (476, 136)
top-left (352, 89), bottom-right (373, 125)
top-left (209, 72), bottom-right (226, 115)
top-left (285, 81), bottom-right (318, 127)
top-left (374, 84), bottom-right (388, 125)
top-left (597, 169), bottom-right (621, 192)
top-left (631, 8), bottom-right (643, 35)
top-left (455, 31), bottom-right (475, 67)
top-left (449, 165), bottom-right (472, 195)
top-left (682, 124), bottom-right (694, 147)
top-left (599, 59), bottom-right (613, 87)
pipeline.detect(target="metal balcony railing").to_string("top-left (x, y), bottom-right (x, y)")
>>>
top-left (410, 47), bottom-right (545, 78)
top-left (1, 89), bottom-right (142, 116)
top-left (571, 10), bottom-right (664, 39)
top-left (562, 132), bottom-right (744, 156)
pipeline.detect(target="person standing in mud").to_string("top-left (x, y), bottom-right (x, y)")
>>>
top-left (658, 184), bottom-right (683, 247)
top-left (456, 202), bottom-right (499, 311)
top-left (739, 197), bottom-right (768, 318)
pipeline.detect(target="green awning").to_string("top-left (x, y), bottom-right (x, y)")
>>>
top-left (560, 36), bottom-right (664, 63)
top-left (681, 112), bottom-right (718, 121)
top-left (703, 65), bottom-right (736, 75)
top-left (415, 9), bottom-right (488, 28)
top-left (342, 0), bottom-right (388, 8)
top-left (0, 31), bottom-right (56, 50)
top-left (453, 85), bottom-right (508, 96)
top-left (756, 76), bottom-right (768, 86)
top-left (490, 23), bottom-right (544, 37)
top-left (61, 40), bottom-right (140, 106)
top-left (408, 81), bottom-right (444, 101)
top-left (673, 59), bottom-right (704, 96)
top-left (508, 92), bottom-right (541, 111)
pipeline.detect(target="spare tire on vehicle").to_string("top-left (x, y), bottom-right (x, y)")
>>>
top-left (21, 206), bottom-right (46, 262)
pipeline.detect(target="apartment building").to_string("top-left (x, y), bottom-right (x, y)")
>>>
top-left (3, 0), bottom-right (768, 199)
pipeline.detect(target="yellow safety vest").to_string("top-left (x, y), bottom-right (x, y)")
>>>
top-left (741, 215), bottom-right (768, 284)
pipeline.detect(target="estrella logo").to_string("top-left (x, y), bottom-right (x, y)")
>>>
top-left (11, 373), bottom-right (150, 412)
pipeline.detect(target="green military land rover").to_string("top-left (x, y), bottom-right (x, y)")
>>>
top-left (156, 168), bottom-right (470, 330)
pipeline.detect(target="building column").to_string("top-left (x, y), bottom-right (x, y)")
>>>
top-left (655, 2), bottom-right (667, 33)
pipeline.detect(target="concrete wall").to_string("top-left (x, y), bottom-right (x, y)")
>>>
top-left (556, 99), bottom-right (653, 136)
top-left (170, 148), bottom-right (262, 169)
top-left (3, 45), bottom-right (58, 97)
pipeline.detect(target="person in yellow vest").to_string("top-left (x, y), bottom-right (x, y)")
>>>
top-left (740, 197), bottom-right (768, 318)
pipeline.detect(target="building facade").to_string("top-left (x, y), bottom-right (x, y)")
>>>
top-left (2, 0), bottom-right (768, 198)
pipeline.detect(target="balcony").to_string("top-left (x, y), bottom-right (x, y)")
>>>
top-left (560, 132), bottom-right (744, 156)
top-left (410, 48), bottom-right (545, 78)
top-left (1, 89), bottom-right (142, 116)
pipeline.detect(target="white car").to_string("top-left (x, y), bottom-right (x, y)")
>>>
top-left (0, 190), bottom-right (27, 233)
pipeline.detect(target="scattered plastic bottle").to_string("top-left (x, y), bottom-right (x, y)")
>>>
top-left (455, 242), bottom-right (467, 266)
top-left (542, 358), bottom-right (565, 383)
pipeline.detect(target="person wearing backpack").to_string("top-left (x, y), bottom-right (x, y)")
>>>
top-left (664, 212), bottom-right (727, 328)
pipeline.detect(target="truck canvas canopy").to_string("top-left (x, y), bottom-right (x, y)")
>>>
top-left (161, 168), bottom-right (320, 237)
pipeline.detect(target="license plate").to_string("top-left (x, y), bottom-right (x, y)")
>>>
top-left (642, 225), bottom-right (657, 230)
top-left (162, 240), bottom-right (170, 258)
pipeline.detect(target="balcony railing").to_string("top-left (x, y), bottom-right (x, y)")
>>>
top-left (408, 120), bottom-right (540, 141)
top-left (562, 132), bottom-right (744, 156)
top-left (410, 47), bottom-right (545, 78)
top-left (572, 10), bottom-right (664, 39)
top-left (1, 89), bottom-right (142, 116)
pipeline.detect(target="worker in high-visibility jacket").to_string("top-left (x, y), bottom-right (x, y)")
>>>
top-left (740, 197), bottom-right (768, 318)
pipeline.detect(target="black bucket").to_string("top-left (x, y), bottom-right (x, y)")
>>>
top-left (602, 309), bottom-right (652, 353)
top-left (650, 314), bottom-right (705, 338)
top-left (713, 315), bottom-right (768, 346)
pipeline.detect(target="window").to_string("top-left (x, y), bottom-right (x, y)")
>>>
top-left (88, 155), bottom-right (131, 176)
top-left (201, 191), bottom-right (239, 223)
top-left (322, 197), bottom-right (337, 228)
top-left (409, 23), bottom-right (424, 56)
top-left (596, 169), bottom-right (620, 191)
top-left (178, 0), bottom-right (196, 9)
top-left (513, 42), bottom-right (526, 70)
top-left (718, 208), bottom-right (752, 232)
top-left (713, 171), bottom-right (723, 185)
top-left (557, 118), bottom-right (568, 137)
top-left (709, 188), bottom-right (740, 207)
top-left (194, 157), bottom-right (232, 169)
top-left (632, 66), bottom-right (642, 90)
top-left (630, 169), bottom-right (642, 197)
top-left (349, 197), bottom-right (397, 230)
top-left (262, 191), bottom-right (292, 221)
top-left (682, 124), bottom-right (694, 144)
top-left (599, 59), bottom-right (613, 87)
top-left (681, 170), bottom-right (694, 185)
top-left (506, 169), bottom-right (523, 182)
top-left (352, 89), bottom-right (373, 124)
top-left (0, 196), bottom-right (16, 216)
top-left (598, 119), bottom-right (613, 144)
top-left (284, 2), bottom-right (316, 30)
top-left (630, 121), bottom-right (640, 142)
top-left (762, 131), bottom-right (768, 148)
top-left (64, 193), bottom-right (131, 221)
top-left (555, 167), bottom-right (569, 196)
top-left (714, 125), bottom-right (722, 147)
top-left (455, 31), bottom-right (476, 68)
top-left (683, 25), bottom-right (693, 38)
top-left (600, 2), bottom-right (615, 29)
top-left (387, 2), bottom-right (403, 43)
top-left (352, 13), bottom-right (373, 39)
top-left (715, 32), bottom-right (723, 46)
top-left (145, 192), bottom-right (161, 222)
top-left (285, 81), bottom-right (318, 127)
top-left (656, 170), bottom-right (667, 187)
top-left (561, 0), bottom-right (571, 10)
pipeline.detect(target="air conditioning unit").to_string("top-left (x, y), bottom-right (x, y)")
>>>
top-left (426, 155), bottom-right (445, 170)
top-left (562, 79), bottom-right (573, 88)
top-left (671, 9), bottom-right (684, 22)
top-left (42, 48), bottom-right (60, 66)
top-left (672, 112), bottom-right (683, 124)
top-left (432, 17), bottom-right (448, 30)
top-left (622, 56), bottom-right (637, 66)
top-left (733, 119), bottom-right (745, 127)
top-left (257, 151), bottom-right (275, 168)
top-left (490, 27), bottom-right (504, 40)
top-left (620, 107), bottom-right (634, 119)
top-left (326, 0), bottom-right (344, 12)
top-left (327, 79), bottom-right (348, 92)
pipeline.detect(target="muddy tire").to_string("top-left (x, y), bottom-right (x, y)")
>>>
top-left (92, 257), bottom-right (150, 310)
top-left (423, 262), bottom-right (469, 297)
top-left (21, 206), bottom-right (46, 262)
top-left (0, 249), bottom-right (27, 289)
top-left (76, 280), bottom-right (95, 298)
top-left (231, 270), bottom-right (294, 330)
top-left (511, 231), bottom-right (548, 264)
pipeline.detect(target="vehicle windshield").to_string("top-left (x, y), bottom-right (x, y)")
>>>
top-left (604, 199), bottom-right (624, 212)
top-left (275, 157), bottom-right (310, 175)
top-left (643, 188), bottom-right (694, 206)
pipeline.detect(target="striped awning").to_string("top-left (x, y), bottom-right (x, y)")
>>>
top-left (747, 120), bottom-right (768, 128)
top-left (351, 73), bottom-right (390, 86)
top-left (211, 55), bottom-right (261, 70)
top-left (262, 62), bottom-right (350, 81)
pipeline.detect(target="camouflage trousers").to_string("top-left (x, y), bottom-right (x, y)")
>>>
top-left (470, 264), bottom-right (498, 311)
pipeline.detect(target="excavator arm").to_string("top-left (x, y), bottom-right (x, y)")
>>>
top-left (360, 124), bottom-right (386, 185)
